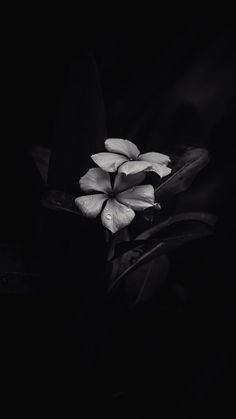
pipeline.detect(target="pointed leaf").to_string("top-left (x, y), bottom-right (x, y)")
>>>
top-left (108, 241), bottom-right (166, 292)
top-left (155, 146), bottom-right (210, 201)
top-left (136, 212), bottom-right (217, 240)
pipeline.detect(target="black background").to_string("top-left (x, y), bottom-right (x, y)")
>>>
top-left (1, 14), bottom-right (236, 416)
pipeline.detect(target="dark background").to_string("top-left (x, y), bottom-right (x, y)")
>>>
top-left (1, 15), bottom-right (235, 416)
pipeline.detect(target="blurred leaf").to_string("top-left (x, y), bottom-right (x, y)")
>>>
top-left (0, 272), bottom-right (39, 295)
top-left (0, 243), bottom-right (38, 274)
top-left (29, 145), bottom-right (51, 184)
top-left (0, 243), bottom-right (39, 296)
top-left (42, 189), bottom-right (80, 215)
top-left (172, 283), bottom-right (189, 303)
top-left (47, 56), bottom-right (107, 195)
top-left (155, 146), bottom-right (210, 201)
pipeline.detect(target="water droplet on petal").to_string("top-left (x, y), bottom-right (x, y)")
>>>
top-left (105, 214), bottom-right (112, 220)
top-left (105, 208), bottom-right (109, 211)
top-left (126, 207), bottom-right (131, 212)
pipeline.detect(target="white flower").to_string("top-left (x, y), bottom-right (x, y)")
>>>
top-left (75, 168), bottom-right (155, 234)
top-left (91, 138), bottom-right (172, 177)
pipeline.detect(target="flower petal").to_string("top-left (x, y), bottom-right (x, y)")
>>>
top-left (139, 152), bottom-right (171, 165)
top-left (91, 152), bottom-right (128, 172)
top-left (146, 163), bottom-right (172, 178)
top-left (116, 185), bottom-right (154, 211)
top-left (79, 168), bottom-right (112, 193)
top-left (101, 199), bottom-right (135, 234)
top-left (118, 160), bottom-right (152, 176)
top-left (75, 194), bottom-right (107, 217)
top-left (105, 138), bottom-right (140, 159)
top-left (113, 172), bottom-right (146, 193)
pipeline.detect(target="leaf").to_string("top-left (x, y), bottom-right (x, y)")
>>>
top-left (0, 243), bottom-right (39, 296)
top-left (29, 145), bottom-right (51, 184)
top-left (47, 56), bottom-right (107, 195)
top-left (42, 189), bottom-right (80, 215)
top-left (107, 228), bottom-right (130, 262)
top-left (111, 212), bottom-right (217, 259)
top-left (155, 146), bottom-right (210, 202)
top-left (108, 212), bottom-right (217, 292)
top-left (136, 212), bottom-right (217, 240)
top-left (0, 243), bottom-right (38, 274)
top-left (112, 239), bottom-right (146, 259)
top-left (125, 254), bottom-right (170, 305)
top-left (0, 272), bottom-right (39, 296)
top-left (108, 241), bottom-right (166, 293)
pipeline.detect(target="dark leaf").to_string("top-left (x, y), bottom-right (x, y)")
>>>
top-left (108, 241), bottom-right (166, 292)
top-left (29, 145), bottom-right (51, 184)
top-left (0, 272), bottom-right (39, 295)
top-left (125, 254), bottom-right (170, 305)
top-left (0, 243), bottom-right (39, 295)
top-left (42, 189), bottom-right (80, 215)
top-left (111, 212), bottom-right (217, 259)
top-left (107, 228), bottom-right (130, 261)
top-left (108, 212), bottom-right (216, 292)
top-left (0, 243), bottom-right (38, 274)
top-left (136, 211), bottom-right (217, 240)
top-left (112, 239), bottom-right (146, 259)
top-left (47, 55), bottom-right (107, 195)
top-left (172, 283), bottom-right (189, 303)
top-left (155, 146), bottom-right (210, 202)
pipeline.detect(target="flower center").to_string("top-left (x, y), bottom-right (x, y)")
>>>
top-left (108, 191), bottom-right (115, 198)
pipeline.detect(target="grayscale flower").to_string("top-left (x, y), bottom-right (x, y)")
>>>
top-left (91, 138), bottom-right (171, 177)
top-left (75, 168), bottom-right (155, 233)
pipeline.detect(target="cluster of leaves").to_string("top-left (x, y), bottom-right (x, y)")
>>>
top-left (105, 146), bottom-right (217, 305)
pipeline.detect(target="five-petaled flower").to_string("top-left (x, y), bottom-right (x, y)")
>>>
top-left (75, 168), bottom-right (155, 233)
top-left (91, 138), bottom-right (171, 178)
